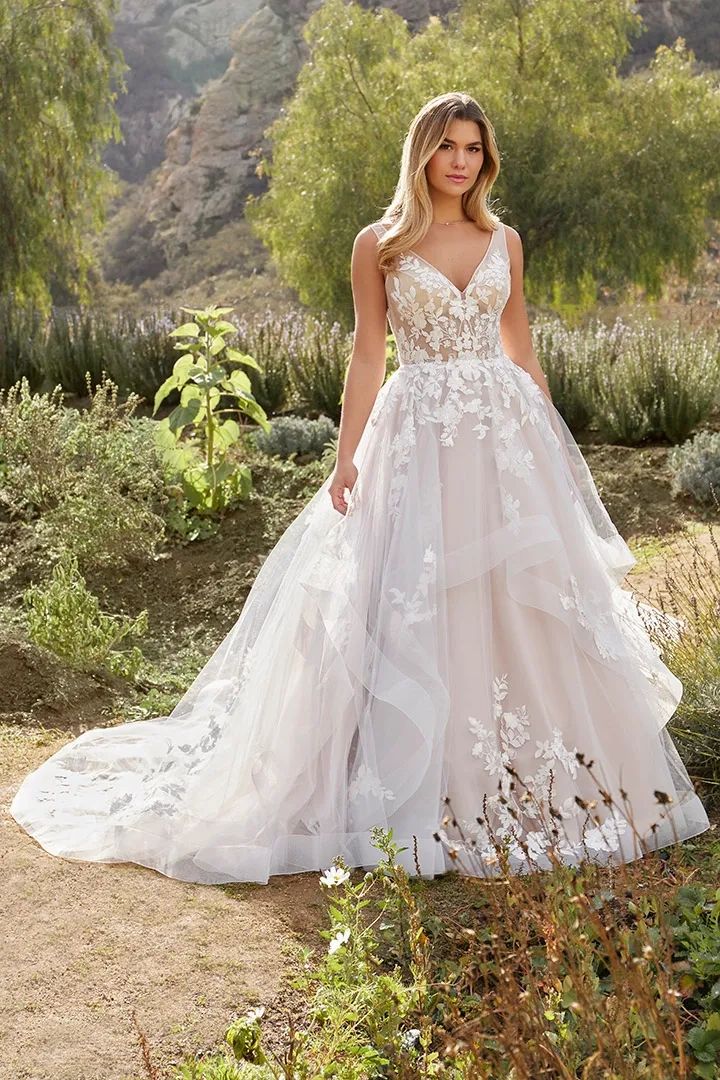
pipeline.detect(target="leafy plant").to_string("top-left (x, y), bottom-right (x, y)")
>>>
top-left (253, 414), bottom-right (338, 461)
top-left (153, 304), bottom-right (271, 514)
top-left (669, 430), bottom-right (720, 507)
top-left (23, 550), bottom-right (148, 678)
top-left (0, 373), bottom-right (167, 570)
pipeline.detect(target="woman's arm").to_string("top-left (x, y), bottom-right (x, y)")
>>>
top-left (329, 225), bottom-right (389, 515)
top-left (499, 225), bottom-right (553, 404)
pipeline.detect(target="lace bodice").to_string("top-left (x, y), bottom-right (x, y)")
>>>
top-left (370, 220), bottom-right (510, 366)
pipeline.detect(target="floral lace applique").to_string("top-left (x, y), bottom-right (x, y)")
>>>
top-left (348, 762), bottom-right (396, 803)
top-left (387, 545), bottom-right (438, 628)
top-left (444, 671), bottom-right (632, 871)
top-left (559, 574), bottom-right (625, 661)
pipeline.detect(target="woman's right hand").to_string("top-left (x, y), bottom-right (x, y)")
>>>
top-left (328, 459), bottom-right (358, 515)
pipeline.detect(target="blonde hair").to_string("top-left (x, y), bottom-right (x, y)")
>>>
top-left (374, 92), bottom-right (502, 275)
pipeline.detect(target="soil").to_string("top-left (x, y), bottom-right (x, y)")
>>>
top-left (0, 728), bottom-right (327, 1080)
top-left (1, 442), bottom-right (719, 1079)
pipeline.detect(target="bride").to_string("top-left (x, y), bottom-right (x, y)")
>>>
top-left (10, 91), bottom-right (710, 884)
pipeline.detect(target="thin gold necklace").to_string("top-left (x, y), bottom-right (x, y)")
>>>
top-left (433, 217), bottom-right (469, 225)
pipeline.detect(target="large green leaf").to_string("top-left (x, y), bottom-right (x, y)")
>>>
top-left (166, 399), bottom-right (201, 433)
top-left (226, 347), bottom-right (262, 372)
top-left (153, 373), bottom-right (179, 414)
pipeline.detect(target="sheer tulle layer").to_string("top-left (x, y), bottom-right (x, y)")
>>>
top-left (10, 354), bottom-right (710, 883)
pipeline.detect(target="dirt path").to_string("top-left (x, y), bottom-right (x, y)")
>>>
top-left (626, 524), bottom-right (718, 607)
top-left (1, 733), bottom-right (326, 1080)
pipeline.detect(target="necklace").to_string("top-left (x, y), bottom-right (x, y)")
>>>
top-left (432, 217), bottom-right (469, 225)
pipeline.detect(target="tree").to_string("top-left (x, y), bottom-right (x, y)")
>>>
top-left (247, 0), bottom-right (720, 323)
top-left (0, 0), bottom-right (127, 311)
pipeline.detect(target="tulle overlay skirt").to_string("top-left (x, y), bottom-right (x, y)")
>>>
top-left (10, 350), bottom-right (710, 883)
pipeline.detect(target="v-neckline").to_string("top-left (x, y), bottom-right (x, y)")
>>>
top-left (407, 227), bottom-right (497, 299)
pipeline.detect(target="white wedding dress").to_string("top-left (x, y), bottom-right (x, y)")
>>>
top-left (10, 221), bottom-right (710, 884)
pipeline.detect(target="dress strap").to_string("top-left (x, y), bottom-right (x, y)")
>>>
top-left (370, 220), bottom-right (390, 238)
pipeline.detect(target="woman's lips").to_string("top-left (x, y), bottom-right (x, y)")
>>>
top-left (447, 175), bottom-right (468, 183)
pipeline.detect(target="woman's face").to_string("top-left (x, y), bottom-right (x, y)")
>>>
top-left (425, 118), bottom-right (485, 195)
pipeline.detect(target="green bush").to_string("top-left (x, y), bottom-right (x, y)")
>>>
top-left (253, 413), bottom-right (338, 461)
top-left (532, 315), bottom-right (616, 434)
top-left (591, 319), bottom-right (720, 444)
top-left (0, 374), bottom-right (168, 570)
top-left (23, 551), bottom-right (148, 678)
top-left (43, 307), bottom-right (181, 401)
top-left (0, 300), bottom-right (46, 387)
top-left (668, 429), bottom-right (720, 506)
top-left (0, 297), bottom-right (181, 402)
top-left (288, 315), bottom-right (352, 424)
top-left (233, 311), bottom-right (301, 418)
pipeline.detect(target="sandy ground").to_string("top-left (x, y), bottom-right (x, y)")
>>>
top-left (0, 735), bottom-right (327, 1080)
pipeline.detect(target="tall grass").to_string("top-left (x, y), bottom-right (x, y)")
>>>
top-left (634, 520), bottom-right (720, 802)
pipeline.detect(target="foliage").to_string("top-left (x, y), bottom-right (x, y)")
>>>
top-left (0, 298), bottom-right (182, 399)
top-left (153, 304), bottom-right (269, 514)
top-left (253, 414), bottom-right (338, 462)
top-left (531, 316), bottom-right (601, 432)
top-left (0, 298), bottom-right (46, 387)
top-left (172, 822), bottom-right (720, 1078)
top-left (23, 550), bottom-right (148, 678)
top-left (288, 315), bottom-right (354, 423)
top-left (0, 374), bottom-right (168, 570)
top-left (669, 431), bottom-right (720, 506)
top-left (641, 522), bottom-right (720, 799)
top-left (532, 315), bottom-right (720, 443)
top-left (42, 306), bottom-right (180, 400)
top-left (248, 0), bottom-right (720, 323)
top-left (246, 0), bottom-right (412, 326)
top-left (232, 311), bottom-right (301, 418)
top-left (590, 319), bottom-right (720, 444)
top-left (0, 0), bottom-right (127, 311)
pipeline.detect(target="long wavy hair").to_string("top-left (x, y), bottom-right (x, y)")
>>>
top-left (375, 92), bottom-right (502, 276)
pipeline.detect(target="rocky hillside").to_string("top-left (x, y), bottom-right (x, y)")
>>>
top-left (99, 0), bottom-right (719, 299)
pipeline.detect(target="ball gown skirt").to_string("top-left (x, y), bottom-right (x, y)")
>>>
top-left (9, 220), bottom-right (711, 884)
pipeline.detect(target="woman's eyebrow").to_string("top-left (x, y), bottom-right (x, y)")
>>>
top-left (442, 138), bottom-right (483, 146)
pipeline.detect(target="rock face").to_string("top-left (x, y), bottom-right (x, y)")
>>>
top-left (109, 0), bottom-right (456, 271)
top-left (145, 4), bottom-right (308, 258)
top-left (105, 0), bottom-right (717, 280)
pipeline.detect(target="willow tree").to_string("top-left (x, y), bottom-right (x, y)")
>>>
top-left (247, 0), bottom-right (720, 324)
top-left (0, 0), bottom-right (126, 310)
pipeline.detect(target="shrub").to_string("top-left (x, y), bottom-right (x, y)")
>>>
top-left (532, 315), bottom-right (601, 433)
top-left (232, 310), bottom-right (302, 418)
top-left (0, 374), bottom-right (168, 570)
top-left (592, 319), bottom-right (720, 445)
top-left (0, 299), bottom-right (45, 387)
top-left (638, 522), bottom-right (720, 798)
top-left (252, 414), bottom-right (338, 461)
top-left (668, 429), bottom-right (720, 506)
top-left (43, 307), bottom-right (178, 399)
top-left (288, 315), bottom-right (353, 424)
top-left (23, 551), bottom-right (148, 678)
top-left (172, 824), bottom-right (720, 1077)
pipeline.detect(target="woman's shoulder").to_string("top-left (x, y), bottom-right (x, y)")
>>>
top-left (368, 219), bottom-right (392, 238)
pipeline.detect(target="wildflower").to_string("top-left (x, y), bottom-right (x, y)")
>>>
top-left (245, 1006), bottom-right (265, 1023)
top-left (319, 865), bottom-right (350, 887)
top-left (328, 927), bottom-right (351, 954)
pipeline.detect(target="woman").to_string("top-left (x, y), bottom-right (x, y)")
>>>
top-left (10, 92), bottom-right (710, 884)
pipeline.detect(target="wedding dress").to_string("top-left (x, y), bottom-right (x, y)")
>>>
top-left (10, 220), bottom-right (710, 884)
